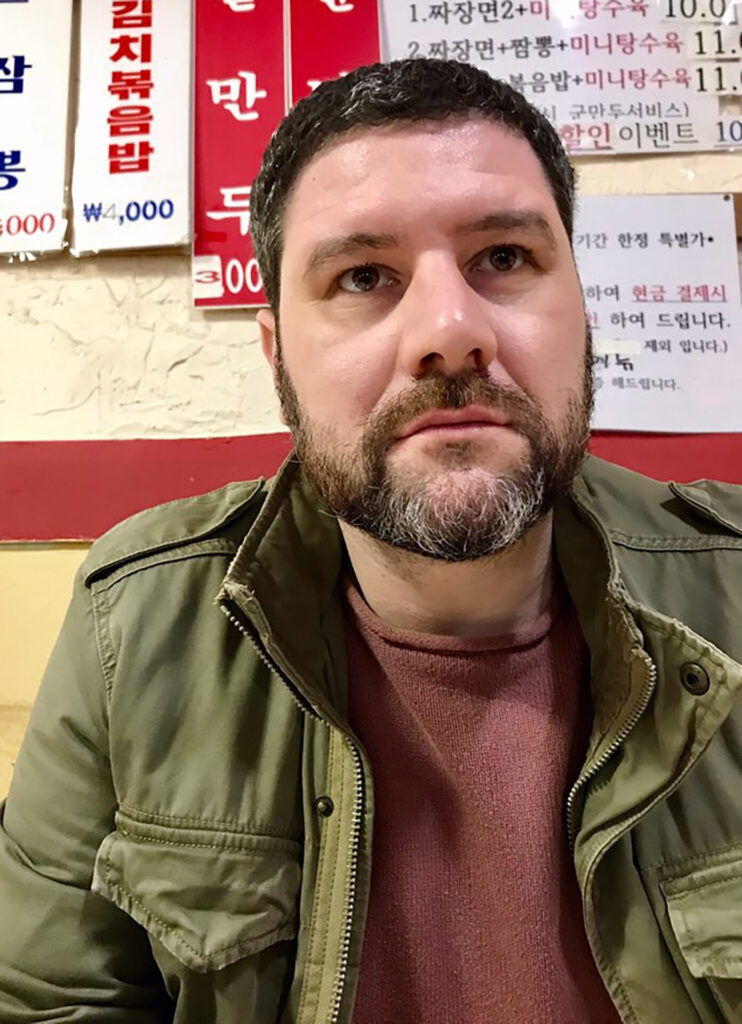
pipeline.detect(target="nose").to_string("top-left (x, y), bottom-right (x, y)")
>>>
top-left (396, 255), bottom-right (498, 378)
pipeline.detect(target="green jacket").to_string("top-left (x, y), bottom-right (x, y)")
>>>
top-left (1, 455), bottom-right (741, 1023)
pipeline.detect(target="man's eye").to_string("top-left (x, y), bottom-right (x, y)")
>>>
top-left (474, 245), bottom-right (527, 274)
top-left (337, 265), bottom-right (393, 293)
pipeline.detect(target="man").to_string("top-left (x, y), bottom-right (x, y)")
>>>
top-left (1, 59), bottom-right (741, 1024)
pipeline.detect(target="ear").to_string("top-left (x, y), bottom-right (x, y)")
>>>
top-left (257, 307), bottom-right (288, 427)
top-left (257, 307), bottom-right (277, 371)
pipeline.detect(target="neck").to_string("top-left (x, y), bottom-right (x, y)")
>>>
top-left (339, 514), bottom-right (555, 638)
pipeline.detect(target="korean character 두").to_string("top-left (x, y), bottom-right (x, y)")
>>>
top-left (0, 149), bottom-right (25, 190)
top-left (108, 139), bottom-right (154, 173)
top-left (527, 72), bottom-right (548, 93)
top-left (628, 68), bottom-right (647, 88)
top-left (535, 36), bottom-right (553, 57)
top-left (109, 69), bottom-right (153, 100)
top-left (453, 1), bottom-right (476, 22)
top-left (645, 122), bottom-right (670, 148)
top-left (429, 3), bottom-right (452, 22)
top-left (474, 38), bottom-right (495, 59)
top-left (110, 34), bottom-right (152, 62)
top-left (107, 104), bottom-right (153, 137)
top-left (0, 55), bottom-right (32, 95)
top-left (616, 32), bottom-right (636, 53)
top-left (664, 31), bottom-right (682, 52)
top-left (428, 41), bottom-right (450, 58)
top-left (511, 37), bottom-right (531, 58)
top-left (579, 0), bottom-right (599, 16)
top-left (593, 32), bottom-right (614, 54)
top-left (477, 1), bottom-right (500, 21)
top-left (206, 185), bottom-right (252, 236)
top-left (450, 39), bottom-right (473, 60)
top-left (608, 102), bottom-right (625, 118)
top-left (112, 0), bottom-right (153, 29)
top-left (638, 32), bottom-right (661, 52)
top-left (550, 70), bottom-right (570, 91)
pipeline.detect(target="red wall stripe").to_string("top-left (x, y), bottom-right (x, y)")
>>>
top-left (1, 432), bottom-right (740, 542)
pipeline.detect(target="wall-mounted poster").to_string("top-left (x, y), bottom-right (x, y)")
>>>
top-left (578, 193), bottom-right (742, 431)
top-left (192, 0), bottom-right (381, 308)
top-left (0, 0), bottom-right (73, 255)
top-left (71, 0), bottom-right (191, 253)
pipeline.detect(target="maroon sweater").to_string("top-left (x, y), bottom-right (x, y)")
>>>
top-left (344, 580), bottom-right (620, 1024)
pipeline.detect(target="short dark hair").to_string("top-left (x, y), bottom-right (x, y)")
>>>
top-left (251, 58), bottom-right (576, 312)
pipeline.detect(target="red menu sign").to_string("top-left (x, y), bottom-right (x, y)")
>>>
top-left (193, 0), bottom-right (380, 309)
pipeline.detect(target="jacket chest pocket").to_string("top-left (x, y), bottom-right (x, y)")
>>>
top-left (661, 856), bottom-right (742, 1022)
top-left (92, 812), bottom-right (302, 974)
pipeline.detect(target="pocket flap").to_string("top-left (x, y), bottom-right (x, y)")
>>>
top-left (93, 814), bottom-right (301, 973)
top-left (661, 859), bottom-right (742, 980)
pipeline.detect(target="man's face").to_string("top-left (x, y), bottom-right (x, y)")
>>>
top-left (258, 117), bottom-right (592, 561)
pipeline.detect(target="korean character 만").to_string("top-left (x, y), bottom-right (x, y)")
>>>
top-left (0, 149), bottom-right (25, 190)
top-left (108, 139), bottom-right (153, 173)
top-left (109, 69), bottom-right (153, 101)
top-left (474, 38), bottom-right (495, 59)
top-left (107, 104), bottom-right (153, 137)
top-left (0, 55), bottom-right (32, 95)
top-left (112, 0), bottom-right (153, 29)
top-left (110, 34), bottom-right (152, 62)
top-left (207, 70), bottom-right (267, 121)
top-left (450, 40), bottom-right (473, 60)
top-left (453, 1), bottom-right (476, 22)
top-left (429, 2), bottom-right (452, 21)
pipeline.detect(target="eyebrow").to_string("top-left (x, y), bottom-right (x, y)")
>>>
top-left (303, 210), bottom-right (558, 278)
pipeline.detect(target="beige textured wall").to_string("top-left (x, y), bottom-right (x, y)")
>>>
top-left (2, 149), bottom-right (742, 797)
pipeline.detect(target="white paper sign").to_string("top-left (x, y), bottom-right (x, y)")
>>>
top-left (0, 0), bottom-right (73, 254)
top-left (575, 194), bottom-right (742, 432)
top-left (380, 0), bottom-right (740, 154)
top-left (71, 0), bottom-right (191, 253)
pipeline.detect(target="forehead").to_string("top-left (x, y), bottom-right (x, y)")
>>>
top-left (281, 118), bottom-right (561, 246)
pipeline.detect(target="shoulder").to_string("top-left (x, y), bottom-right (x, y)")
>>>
top-left (81, 478), bottom-right (268, 588)
top-left (574, 455), bottom-right (742, 545)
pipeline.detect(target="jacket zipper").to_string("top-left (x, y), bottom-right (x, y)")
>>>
top-left (566, 660), bottom-right (656, 853)
top-left (220, 598), bottom-right (364, 1024)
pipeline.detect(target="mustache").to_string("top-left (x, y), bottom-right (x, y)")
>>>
top-left (361, 371), bottom-right (544, 457)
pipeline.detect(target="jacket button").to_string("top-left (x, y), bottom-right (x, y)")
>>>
top-left (315, 796), bottom-right (334, 818)
top-left (680, 662), bottom-right (710, 696)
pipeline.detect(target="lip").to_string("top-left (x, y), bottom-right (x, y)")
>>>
top-left (395, 404), bottom-right (511, 441)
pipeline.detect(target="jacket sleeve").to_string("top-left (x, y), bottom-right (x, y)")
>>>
top-left (0, 568), bottom-right (171, 1022)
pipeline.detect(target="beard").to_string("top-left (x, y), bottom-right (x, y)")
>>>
top-left (276, 329), bottom-right (594, 563)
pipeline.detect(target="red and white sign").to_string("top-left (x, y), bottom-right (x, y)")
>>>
top-left (193, 0), bottom-right (381, 308)
top-left (192, 0), bottom-right (287, 308)
top-left (71, 0), bottom-right (191, 253)
top-left (0, 0), bottom-right (73, 255)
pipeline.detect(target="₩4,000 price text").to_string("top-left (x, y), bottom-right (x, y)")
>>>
top-left (0, 212), bottom-right (56, 237)
top-left (81, 198), bottom-right (175, 225)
